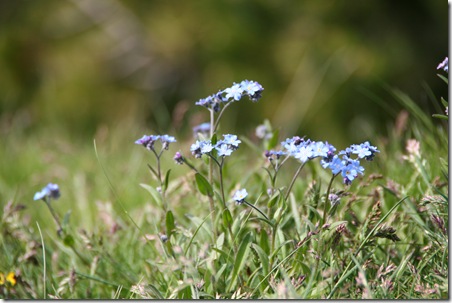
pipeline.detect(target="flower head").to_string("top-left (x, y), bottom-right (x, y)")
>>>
top-left (174, 151), bottom-right (184, 164)
top-left (240, 80), bottom-right (264, 102)
top-left (190, 140), bottom-right (214, 158)
top-left (222, 134), bottom-right (241, 148)
top-left (216, 143), bottom-right (233, 157)
top-left (224, 83), bottom-right (244, 101)
top-left (34, 183), bottom-right (60, 201)
top-left (135, 135), bottom-right (160, 150)
top-left (437, 57), bottom-right (448, 73)
top-left (233, 189), bottom-right (248, 204)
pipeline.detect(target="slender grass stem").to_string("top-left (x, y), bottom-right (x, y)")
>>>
top-left (36, 222), bottom-right (46, 299)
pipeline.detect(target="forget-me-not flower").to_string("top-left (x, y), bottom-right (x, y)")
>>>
top-left (233, 189), bottom-right (248, 204)
top-left (34, 183), bottom-right (61, 201)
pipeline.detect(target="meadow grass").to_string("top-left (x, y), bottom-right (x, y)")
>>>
top-left (0, 78), bottom-right (448, 299)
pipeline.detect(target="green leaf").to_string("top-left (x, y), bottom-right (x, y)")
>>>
top-left (267, 128), bottom-right (280, 150)
top-left (259, 229), bottom-right (271, 255)
top-left (195, 173), bottom-right (213, 197)
top-left (228, 232), bottom-right (252, 292)
top-left (166, 210), bottom-right (175, 238)
top-left (251, 243), bottom-right (270, 276)
top-left (437, 73), bottom-right (449, 85)
top-left (164, 169), bottom-right (172, 191)
top-left (222, 209), bottom-right (233, 229)
top-left (211, 134), bottom-right (218, 145)
top-left (267, 192), bottom-right (280, 208)
top-left (432, 114), bottom-right (448, 120)
top-left (441, 97), bottom-right (448, 107)
top-left (140, 183), bottom-right (162, 207)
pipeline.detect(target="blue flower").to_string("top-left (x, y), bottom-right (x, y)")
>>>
top-left (190, 140), bottom-right (214, 158)
top-left (201, 142), bottom-right (214, 154)
top-left (34, 183), bottom-right (61, 201)
top-left (240, 80), bottom-right (264, 102)
top-left (222, 134), bottom-right (241, 148)
top-left (294, 145), bottom-right (314, 163)
top-left (437, 57), bottom-right (448, 73)
top-left (341, 159), bottom-right (364, 185)
top-left (311, 141), bottom-right (330, 158)
top-left (160, 135), bottom-right (176, 143)
top-left (135, 135), bottom-right (160, 150)
top-left (233, 189), bottom-right (248, 204)
top-left (216, 143), bottom-right (233, 157)
top-left (224, 83), bottom-right (244, 101)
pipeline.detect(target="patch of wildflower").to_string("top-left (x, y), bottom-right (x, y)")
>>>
top-left (195, 80), bottom-right (264, 112)
top-left (135, 134), bottom-right (176, 152)
top-left (190, 134), bottom-right (241, 158)
top-left (277, 137), bottom-right (379, 185)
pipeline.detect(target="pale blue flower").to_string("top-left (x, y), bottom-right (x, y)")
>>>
top-left (222, 134), bottom-right (241, 148)
top-left (224, 83), bottom-right (244, 101)
top-left (233, 188), bottom-right (248, 204)
top-left (216, 144), bottom-right (233, 157)
top-left (34, 183), bottom-right (60, 201)
top-left (294, 145), bottom-right (313, 163)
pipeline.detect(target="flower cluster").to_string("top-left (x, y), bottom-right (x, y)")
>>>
top-left (268, 138), bottom-right (379, 185)
top-left (437, 57), bottom-right (448, 73)
top-left (321, 141), bottom-right (379, 185)
top-left (135, 134), bottom-right (176, 151)
top-left (195, 80), bottom-right (264, 112)
top-left (281, 136), bottom-right (336, 163)
top-left (33, 183), bottom-right (60, 201)
top-left (190, 134), bottom-right (241, 158)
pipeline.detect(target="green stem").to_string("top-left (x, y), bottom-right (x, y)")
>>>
top-left (213, 101), bottom-right (234, 133)
top-left (218, 158), bottom-right (226, 208)
top-left (284, 162), bottom-right (307, 201)
top-left (244, 200), bottom-right (269, 220)
top-left (44, 200), bottom-right (63, 236)
top-left (208, 109), bottom-right (217, 242)
top-left (321, 173), bottom-right (339, 226)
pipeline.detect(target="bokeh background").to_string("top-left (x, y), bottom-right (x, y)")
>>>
top-left (0, 0), bottom-right (448, 145)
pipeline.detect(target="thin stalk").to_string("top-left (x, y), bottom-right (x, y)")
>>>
top-left (213, 101), bottom-right (234, 133)
top-left (44, 200), bottom-right (63, 236)
top-left (208, 109), bottom-right (217, 242)
top-left (321, 173), bottom-right (338, 226)
top-left (218, 158), bottom-right (226, 207)
top-left (36, 222), bottom-right (46, 298)
top-left (284, 162), bottom-right (307, 201)
top-left (244, 200), bottom-right (269, 220)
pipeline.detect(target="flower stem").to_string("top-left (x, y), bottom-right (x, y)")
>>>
top-left (284, 162), bottom-right (307, 201)
top-left (321, 173), bottom-right (338, 226)
top-left (244, 200), bottom-right (269, 220)
top-left (44, 200), bottom-right (63, 236)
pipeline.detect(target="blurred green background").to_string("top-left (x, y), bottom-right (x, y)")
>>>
top-left (0, 0), bottom-right (448, 145)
